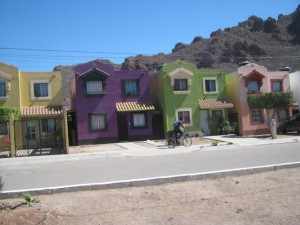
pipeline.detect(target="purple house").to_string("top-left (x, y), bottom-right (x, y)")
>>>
top-left (71, 60), bottom-right (155, 145)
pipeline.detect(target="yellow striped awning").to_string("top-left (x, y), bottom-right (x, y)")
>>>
top-left (199, 99), bottom-right (233, 109)
top-left (116, 102), bottom-right (155, 112)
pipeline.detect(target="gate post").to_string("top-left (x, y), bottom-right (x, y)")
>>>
top-left (63, 107), bottom-right (70, 154)
top-left (9, 112), bottom-right (16, 157)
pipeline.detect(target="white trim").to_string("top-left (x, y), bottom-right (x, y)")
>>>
top-left (168, 67), bottom-right (194, 87)
top-left (203, 77), bottom-right (218, 94)
top-left (175, 108), bottom-right (193, 127)
top-left (0, 71), bottom-right (12, 81)
top-left (30, 80), bottom-right (51, 100)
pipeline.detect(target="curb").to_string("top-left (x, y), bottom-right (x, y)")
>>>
top-left (1, 161), bottom-right (300, 199)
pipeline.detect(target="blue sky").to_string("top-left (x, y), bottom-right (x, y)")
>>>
top-left (0, 0), bottom-right (299, 71)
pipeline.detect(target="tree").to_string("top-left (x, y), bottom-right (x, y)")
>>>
top-left (0, 107), bottom-right (20, 122)
top-left (247, 92), bottom-right (295, 139)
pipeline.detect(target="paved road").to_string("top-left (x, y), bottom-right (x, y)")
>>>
top-left (1, 141), bottom-right (300, 193)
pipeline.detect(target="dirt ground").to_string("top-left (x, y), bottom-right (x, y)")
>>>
top-left (1, 167), bottom-right (300, 225)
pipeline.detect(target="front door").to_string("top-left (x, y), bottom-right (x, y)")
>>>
top-left (117, 114), bottom-right (129, 141)
top-left (200, 110), bottom-right (209, 135)
top-left (24, 120), bottom-right (39, 147)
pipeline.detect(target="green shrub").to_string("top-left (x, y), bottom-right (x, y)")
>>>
top-left (21, 192), bottom-right (40, 206)
top-left (212, 140), bottom-right (219, 146)
top-left (0, 107), bottom-right (20, 122)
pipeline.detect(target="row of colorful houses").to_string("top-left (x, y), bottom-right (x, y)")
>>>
top-left (0, 59), bottom-right (299, 156)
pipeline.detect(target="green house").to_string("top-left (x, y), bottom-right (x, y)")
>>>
top-left (151, 60), bottom-right (233, 136)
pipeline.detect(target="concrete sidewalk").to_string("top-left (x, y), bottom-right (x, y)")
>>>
top-left (0, 134), bottom-right (299, 166)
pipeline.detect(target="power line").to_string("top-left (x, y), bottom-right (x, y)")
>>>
top-left (0, 47), bottom-right (153, 56)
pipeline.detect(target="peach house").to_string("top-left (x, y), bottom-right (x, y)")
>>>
top-left (226, 63), bottom-right (292, 136)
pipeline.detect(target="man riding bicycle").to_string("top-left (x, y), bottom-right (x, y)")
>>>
top-left (173, 117), bottom-right (184, 145)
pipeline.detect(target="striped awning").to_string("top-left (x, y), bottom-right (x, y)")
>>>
top-left (116, 102), bottom-right (155, 112)
top-left (21, 106), bottom-right (63, 117)
top-left (199, 99), bottom-right (233, 109)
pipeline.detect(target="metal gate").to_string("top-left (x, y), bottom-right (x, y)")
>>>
top-left (0, 122), bottom-right (10, 158)
top-left (14, 117), bottom-right (66, 157)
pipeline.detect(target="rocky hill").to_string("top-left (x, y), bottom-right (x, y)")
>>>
top-left (55, 5), bottom-right (300, 75)
top-left (120, 5), bottom-right (300, 73)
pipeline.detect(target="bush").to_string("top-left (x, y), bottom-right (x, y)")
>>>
top-left (209, 118), bottom-right (237, 135)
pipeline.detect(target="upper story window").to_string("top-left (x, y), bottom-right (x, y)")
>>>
top-left (0, 82), bottom-right (7, 97)
top-left (203, 77), bottom-right (218, 94)
top-left (168, 67), bottom-right (193, 95)
top-left (31, 80), bottom-right (51, 100)
top-left (174, 79), bottom-right (188, 91)
top-left (0, 71), bottom-right (12, 100)
top-left (271, 80), bottom-right (282, 92)
top-left (86, 80), bottom-right (103, 95)
top-left (123, 79), bottom-right (139, 96)
top-left (248, 80), bottom-right (260, 92)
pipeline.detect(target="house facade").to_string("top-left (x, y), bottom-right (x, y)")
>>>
top-left (0, 61), bottom-right (66, 157)
top-left (226, 62), bottom-right (292, 136)
top-left (151, 60), bottom-right (233, 136)
top-left (17, 71), bottom-right (65, 153)
top-left (289, 71), bottom-right (300, 114)
top-left (71, 60), bottom-right (155, 145)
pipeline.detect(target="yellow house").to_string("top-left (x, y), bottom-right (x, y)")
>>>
top-left (0, 61), bottom-right (67, 157)
top-left (0, 62), bottom-right (21, 107)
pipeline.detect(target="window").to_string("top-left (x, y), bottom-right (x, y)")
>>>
top-left (34, 83), bottom-right (48, 97)
top-left (86, 80), bottom-right (103, 95)
top-left (177, 109), bottom-right (192, 126)
top-left (272, 81), bottom-right (282, 92)
top-left (0, 122), bottom-right (8, 135)
top-left (251, 110), bottom-right (263, 123)
top-left (248, 80), bottom-right (260, 92)
top-left (212, 110), bottom-right (223, 121)
top-left (174, 79), bottom-right (188, 91)
top-left (203, 77), bottom-right (218, 94)
top-left (0, 82), bottom-right (6, 97)
top-left (89, 113), bottom-right (107, 131)
top-left (278, 109), bottom-right (288, 122)
top-left (41, 119), bottom-right (56, 133)
top-left (31, 81), bottom-right (51, 100)
top-left (123, 80), bottom-right (139, 96)
top-left (132, 113), bottom-right (147, 128)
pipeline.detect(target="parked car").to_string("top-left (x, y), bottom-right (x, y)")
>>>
top-left (277, 114), bottom-right (300, 134)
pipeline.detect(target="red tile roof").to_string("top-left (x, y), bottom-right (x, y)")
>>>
top-left (199, 99), bottom-right (233, 109)
top-left (21, 106), bottom-right (63, 117)
top-left (116, 102), bottom-right (155, 112)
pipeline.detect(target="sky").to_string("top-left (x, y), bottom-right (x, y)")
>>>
top-left (0, 0), bottom-right (299, 71)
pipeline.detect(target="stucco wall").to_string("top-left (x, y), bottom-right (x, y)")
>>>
top-left (20, 71), bottom-right (62, 106)
top-left (0, 62), bottom-right (21, 107)
top-left (230, 63), bottom-right (291, 136)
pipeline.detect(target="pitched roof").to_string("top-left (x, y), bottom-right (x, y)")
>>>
top-left (199, 99), bottom-right (233, 109)
top-left (21, 106), bottom-right (63, 117)
top-left (116, 102), bottom-right (155, 112)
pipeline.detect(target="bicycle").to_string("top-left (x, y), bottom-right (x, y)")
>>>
top-left (166, 131), bottom-right (192, 148)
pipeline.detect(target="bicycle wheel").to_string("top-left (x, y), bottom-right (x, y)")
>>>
top-left (166, 137), bottom-right (176, 148)
top-left (182, 136), bottom-right (192, 147)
